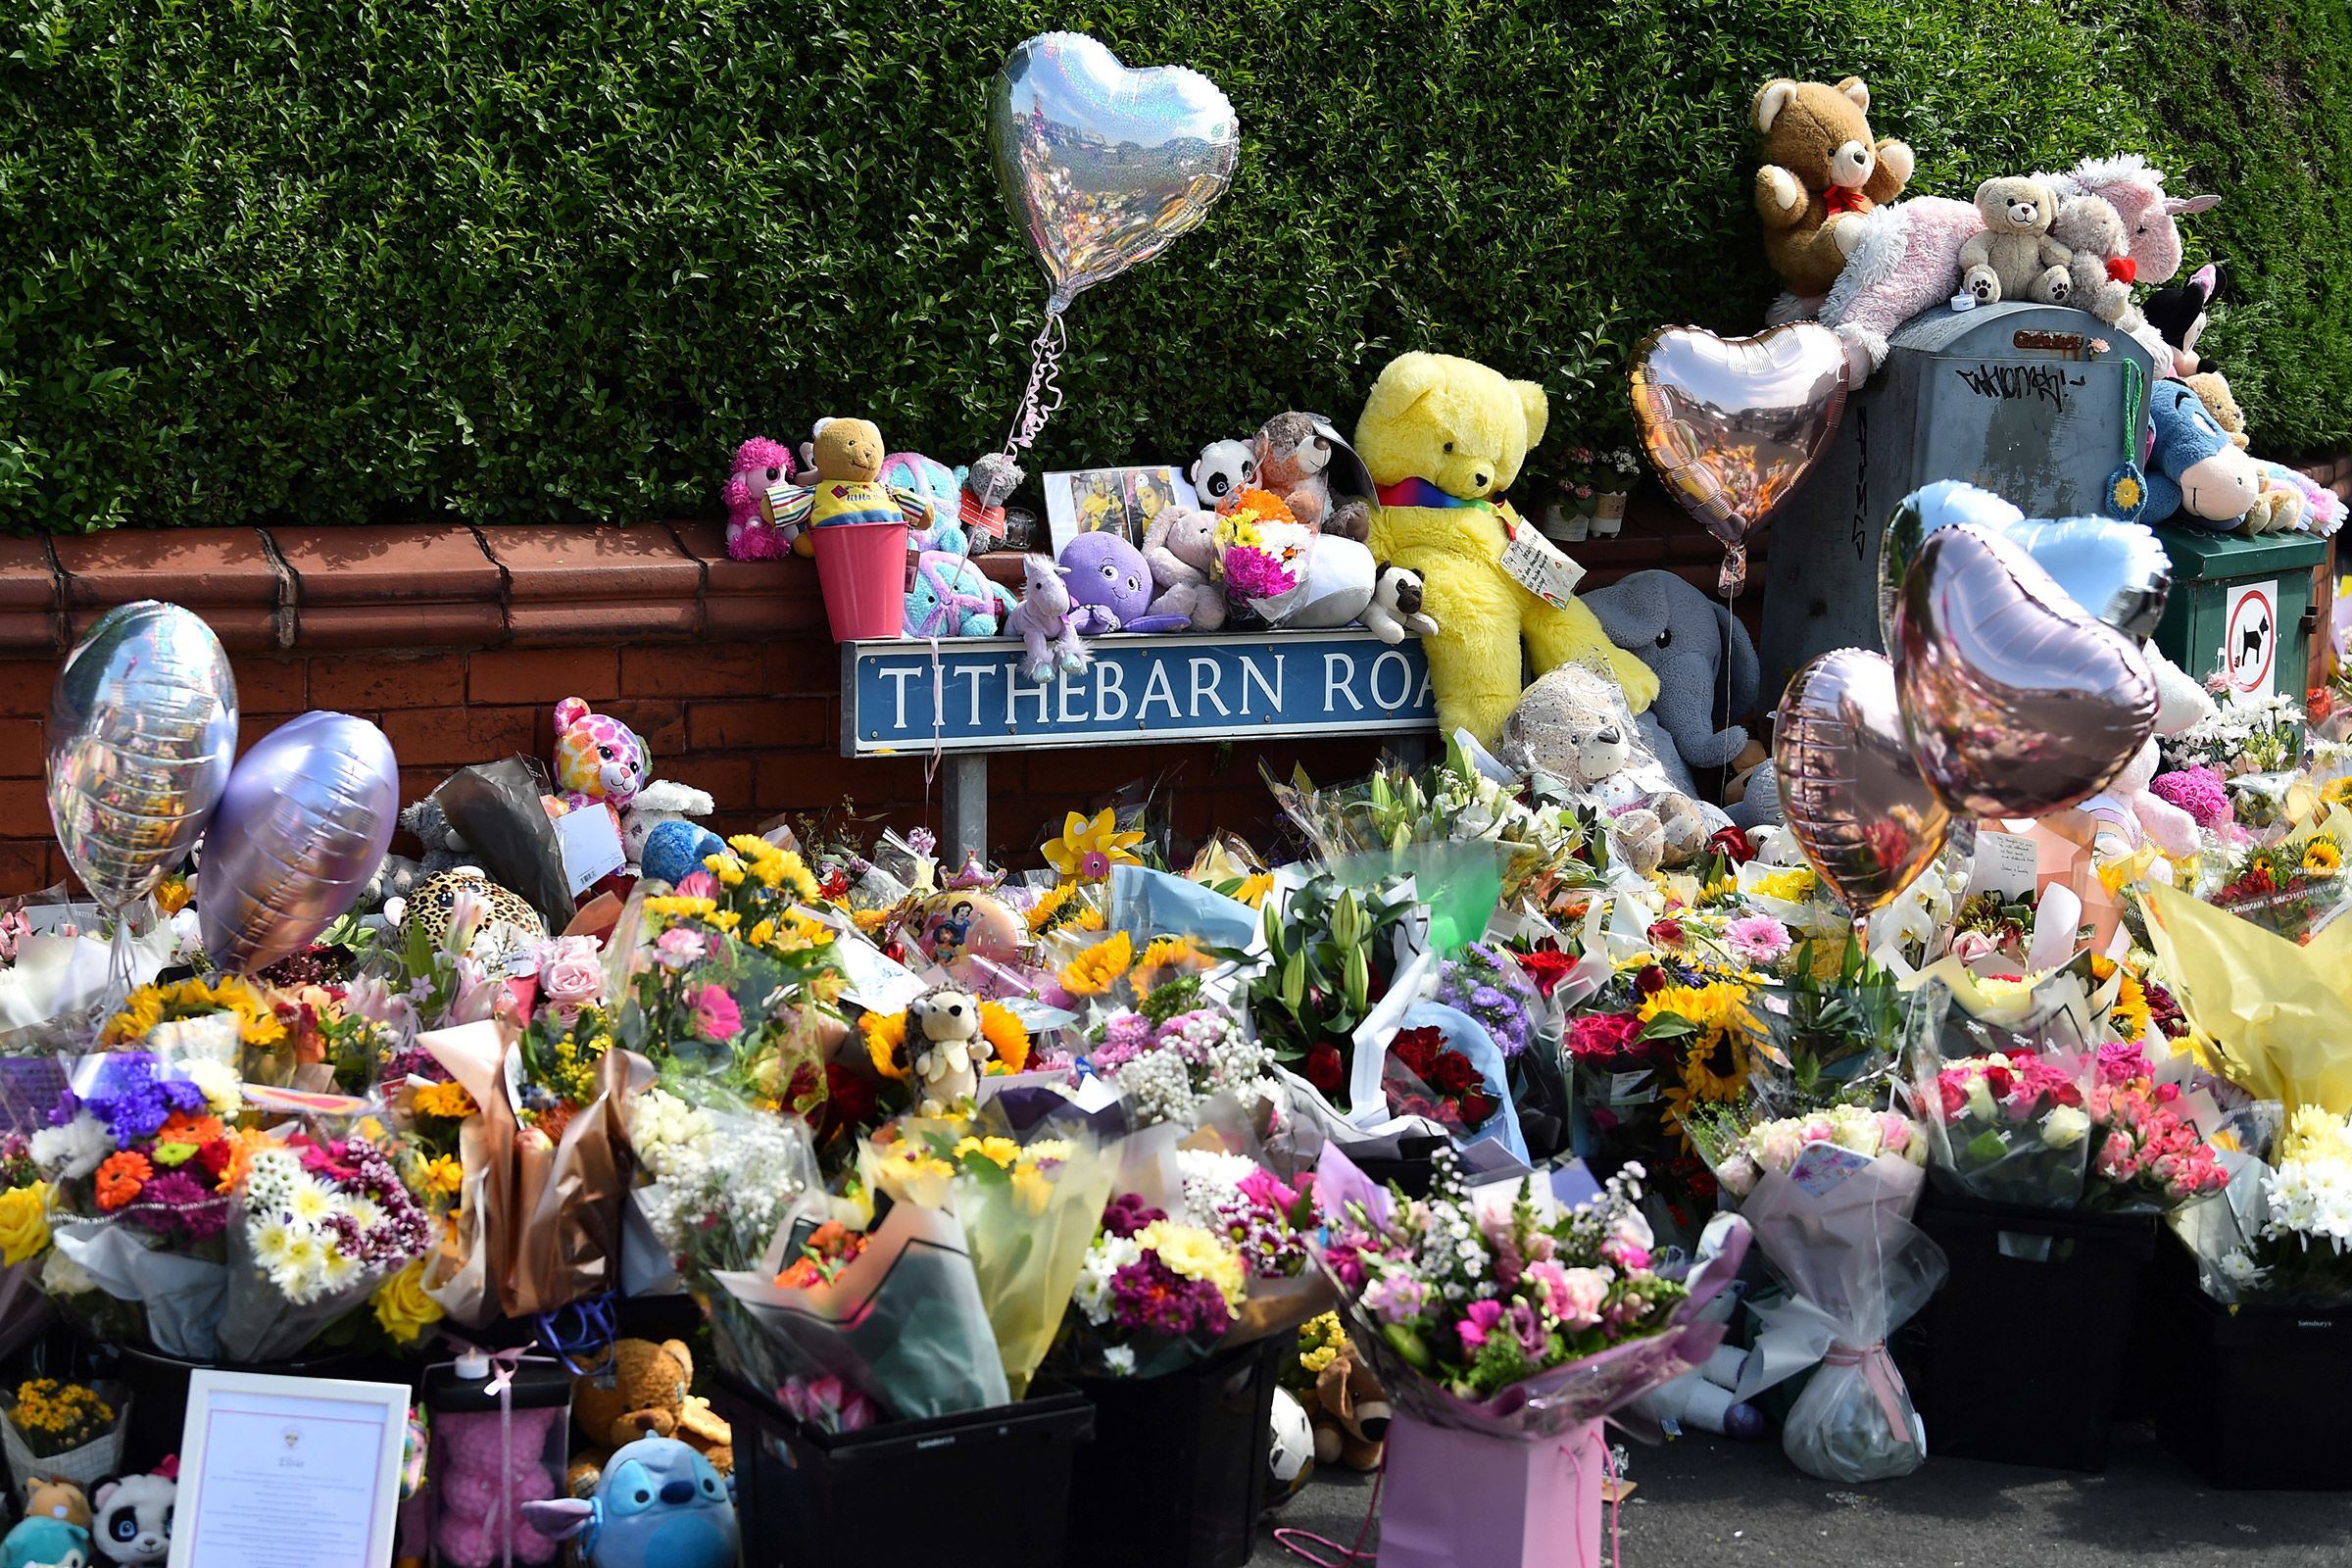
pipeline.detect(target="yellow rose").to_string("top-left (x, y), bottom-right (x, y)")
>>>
top-left (371, 1259), bottom-right (445, 1345)
top-left (0, 1184), bottom-right (51, 1267)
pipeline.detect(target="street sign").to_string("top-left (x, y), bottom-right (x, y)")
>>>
top-left (841, 629), bottom-right (1438, 757)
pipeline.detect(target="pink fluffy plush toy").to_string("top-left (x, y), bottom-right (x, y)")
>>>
top-left (723, 437), bottom-right (799, 561)
top-left (434, 1405), bottom-right (565, 1568)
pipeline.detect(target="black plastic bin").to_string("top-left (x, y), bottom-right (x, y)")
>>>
top-left (1897, 1189), bottom-right (2158, 1472)
top-left (2155, 1280), bottom-right (2352, 1490)
top-left (711, 1372), bottom-right (1094, 1568)
top-left (1066, 1332), bottom-right (1293, 1568)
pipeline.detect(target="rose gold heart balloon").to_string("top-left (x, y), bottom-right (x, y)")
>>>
top-left (1893, 524), bottom-right (2159, 819)
top-left (1775, 649), bottom-right (1952, 916)
top-left (1629, 322), bottom-right (1849, 596)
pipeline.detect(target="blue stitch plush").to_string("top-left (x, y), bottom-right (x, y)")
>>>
top-left (521, 1437), bottom-right (737, 1568)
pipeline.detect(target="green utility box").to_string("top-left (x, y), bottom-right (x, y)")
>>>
top-left (2148, 525), bottom-right (2328, 704)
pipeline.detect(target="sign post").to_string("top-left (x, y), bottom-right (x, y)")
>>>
top-left (842, 630), bottom-right (1441, 859)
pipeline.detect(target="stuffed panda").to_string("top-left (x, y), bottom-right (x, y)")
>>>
top-left (1188, 438), bottom-right (1258, 511)
top-left (90, 1470), bottom-right (172, 1567)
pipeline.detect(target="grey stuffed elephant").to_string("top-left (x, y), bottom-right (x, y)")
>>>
top-left (1584, 569), bottom-right (1761, 775)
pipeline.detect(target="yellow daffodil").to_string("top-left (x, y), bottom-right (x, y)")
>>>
top-left (1235, 872), bottom-right (1275, 909)
top-left (1041, 809), bottom-right (1146, 882)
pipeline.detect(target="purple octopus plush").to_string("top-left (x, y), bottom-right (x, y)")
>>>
top-left (1059, 532), bottom-right (1188, 635)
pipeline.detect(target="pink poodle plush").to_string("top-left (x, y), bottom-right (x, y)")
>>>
top-left (723, 437), bottom-right (798, 561)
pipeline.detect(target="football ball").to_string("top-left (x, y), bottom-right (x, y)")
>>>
top-left (1266, 1387), bottom-right (1314, 1506)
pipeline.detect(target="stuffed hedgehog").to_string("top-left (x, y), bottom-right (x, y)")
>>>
top-left (722, 437), bottom-right (798, 561)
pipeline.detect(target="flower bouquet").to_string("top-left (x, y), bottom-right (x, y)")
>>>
top-left (33, 1052), bottom-right (245, 1357)
top-left (215, 1127), bottom-right (435, 1362)
top-left (2200, 830), bottom-right (2350, 944)
top-left (1212, 490), bottom-right (1317, 623)
top-left (1313, 1146), bottom-right (1748, 1568)
top-left (1088, 995), bottom-right (1284, 1131)
top-left (0, 1132), bottom-right (57, 1359)
top-left (2176, 1104), bottom-right (2352, 1307)
top-left (625, 1088), bottom-right (819, 1297)
top-left (1913, 1048), bottom-right (2098, 1208)
top-left (1698, 1106), bottom-right (1944, 1482)
top-left (0, 1376), bottom-right (124, 1489)
top-left (2082, 1040), bottom-right (2232, 1212)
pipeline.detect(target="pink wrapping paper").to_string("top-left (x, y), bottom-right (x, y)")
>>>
top-left (1378, 1416), bottom-right (1607, 1568)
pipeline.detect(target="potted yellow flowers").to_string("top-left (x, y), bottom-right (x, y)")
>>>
top-left (1, 1376), bottom-right (125, 1488)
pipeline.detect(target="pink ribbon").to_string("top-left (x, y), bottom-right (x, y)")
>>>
top-left (433, 1338), bottom-right (546, 1568)
top-left (1824, 1342), bottom-right (1916, 1446)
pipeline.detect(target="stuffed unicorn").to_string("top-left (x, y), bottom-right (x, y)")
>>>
top-left (906, 550), bottom-right (1019, 638)
top-left (1004, 554), bottom-right (1088, 682)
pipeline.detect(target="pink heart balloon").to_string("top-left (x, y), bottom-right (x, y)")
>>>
top-left (1628, 322), bottom-right (1849, 596)
top-left (1775, 648), bottom-right (1952, 916)
top-left (1893, 524), bottom-right (2159, 819)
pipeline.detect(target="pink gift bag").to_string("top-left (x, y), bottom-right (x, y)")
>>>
top-left (1377, 1415), bottom-right (1606, 1568)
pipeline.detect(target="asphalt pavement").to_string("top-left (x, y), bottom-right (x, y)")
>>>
top-left (1251, 1424), bottom-right (2352, 1566)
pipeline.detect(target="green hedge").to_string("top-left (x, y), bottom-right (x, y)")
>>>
top-left (0, 0), bottom-right (2345, 533)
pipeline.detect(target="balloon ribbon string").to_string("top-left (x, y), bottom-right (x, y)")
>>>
top-left (1003, 305), bottom-right (1067, 457)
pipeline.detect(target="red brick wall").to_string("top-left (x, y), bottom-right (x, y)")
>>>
top-left (5, 464), bottom-right (2344, 896)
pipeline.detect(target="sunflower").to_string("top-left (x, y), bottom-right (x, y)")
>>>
top-left (2303, 836), bottom-right (2343, 876)
top-left (1027, 880), bottom-right (1081, 934)
top-left (1059, 932), bottom-right (1134, 998)
top-left (2109, 971), bottom-right (2154, 1045)
top-left (2324, 777), bottom-right (2352, 809)
top-left (154, 875), bottom-right (193, 915)
top-left (862, 1010), bottom-right (909, 1079)
top-left (1132, 935), bottom-right (1205, 994)
top-left (978, 1001), bottom-right (1031, 1074)
top-left (1042, 809), bottom-right (1146, 882)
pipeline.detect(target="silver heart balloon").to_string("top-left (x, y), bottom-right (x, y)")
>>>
top-left (198, 711), bottom-right (399, 973)
top-left (989, 32), bottom-right (1240, 311)
top-left (47, 601), bottom-right (239, 910)
top-left (1774, 648), bottom-right (1951, 916)
top-left (1878, 480), bottom-right (2173, 648)
top-left (1894, 524), bottom-right (2159, 820)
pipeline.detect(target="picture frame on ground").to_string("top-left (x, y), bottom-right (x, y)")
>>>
top-left (1044, 465), bottom-right (1198, 556)
top-left (171, 1370), bottom-right (411, 1568)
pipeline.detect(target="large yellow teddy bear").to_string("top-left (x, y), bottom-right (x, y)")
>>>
top-left (1356, 352), bottom-right (1659, 747)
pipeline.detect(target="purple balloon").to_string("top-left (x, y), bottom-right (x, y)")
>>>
top-left (198, 711), bottom-right (399, 973)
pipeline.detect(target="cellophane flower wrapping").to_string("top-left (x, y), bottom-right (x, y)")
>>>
top-left (2173, 1102), bottom-right (2352, 1306)
top-left (859, 1109), bottom-right (1118, 1398)
top-left (1733, 1145), bottom-right (1946, 1482)
top-left (32, 1052), bottom-right (243, 1358)
top-left (622, 1091), bottom-right (820, 1297)
top-left (1902, 962), bottom-right (2101, 1208)
top-left (1310, 1142), bottom-right (1750, 1442)
top-left (217, 1127), bottom-right (434, 1363)
top-left (710, 1198), bottom-right (1010, 1422)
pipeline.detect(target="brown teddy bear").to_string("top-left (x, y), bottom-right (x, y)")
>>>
top-left (1752, 76), bottom-right (1914, 299)
top-left (564, 1338), bottom-right (733, 1495)
top-left (1253, 412), bottom-right (1372, 542)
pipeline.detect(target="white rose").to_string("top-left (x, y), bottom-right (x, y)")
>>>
top-left (2042, 1104), bottom-right (2091, 1150)
top-left (1717, 1153), bottom-right (1760, 1199)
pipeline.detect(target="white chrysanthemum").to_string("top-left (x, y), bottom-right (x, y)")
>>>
top-left (252, 1218), bottom-right (294, 1268)
top-left (182, 1057), bottom-right (244, 1115)
top-left (29, 1115), bottom-right (110, 1181)
top-left (1071, 1234), bottom-right (1141, 1326)
top-left (286, 1176), bottom-right (338, 1227)
top-left (631, 1089), bottom-right (719, 1178)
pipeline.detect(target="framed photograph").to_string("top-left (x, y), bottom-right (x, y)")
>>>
top-left (1043, 465), bottom-right (1198, 556)
top-left (171, 1370), bottom-right (411, 1568)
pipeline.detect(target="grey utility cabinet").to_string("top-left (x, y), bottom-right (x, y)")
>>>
top-left (1758, 302), bottom-right (2157, 704)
